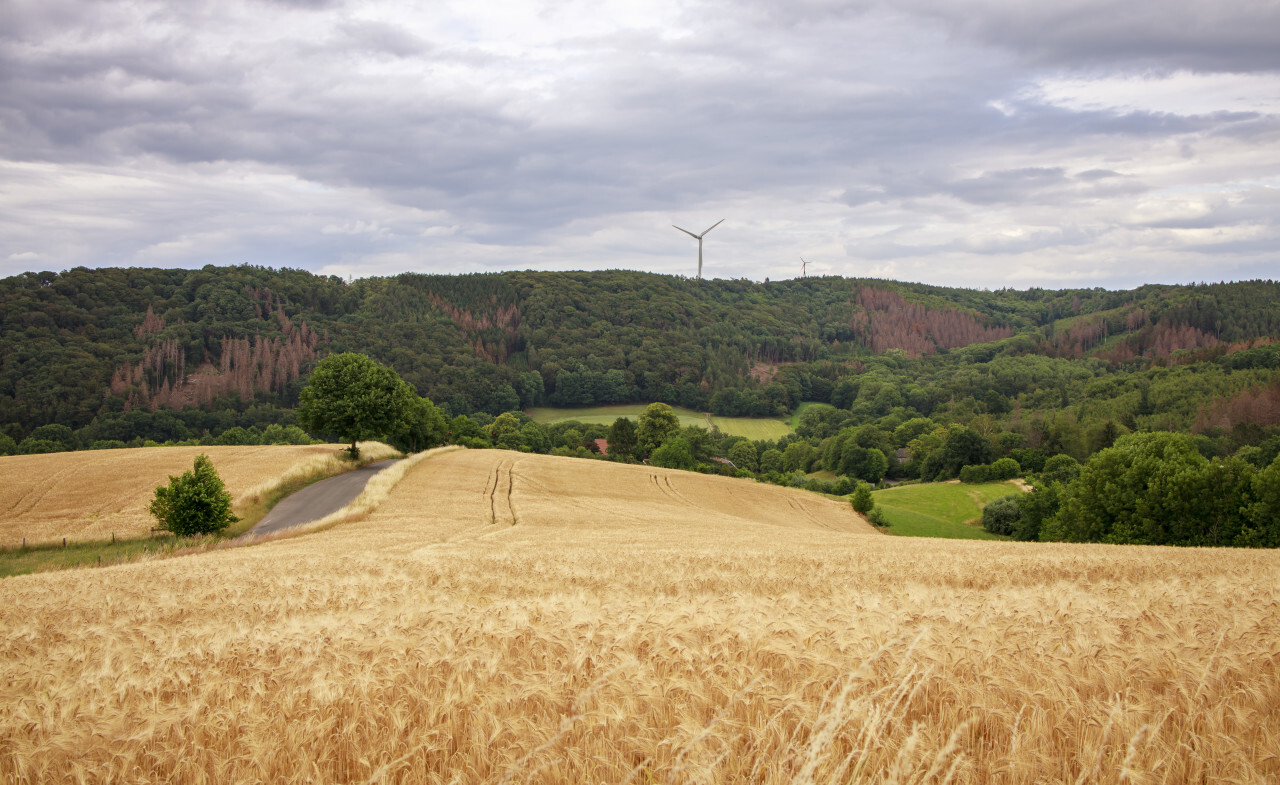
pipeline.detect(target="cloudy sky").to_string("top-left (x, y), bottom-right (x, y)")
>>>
top-left (2, 0), bottom-right (1278, 289)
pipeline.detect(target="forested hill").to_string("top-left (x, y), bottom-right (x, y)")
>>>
top-left (3, 265), bottom-right (1280, 447)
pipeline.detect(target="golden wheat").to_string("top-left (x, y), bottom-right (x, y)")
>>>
top-left (0, 443), bottom-right (399, 546)
top-left (1, 448), bottom-right (1277, 784)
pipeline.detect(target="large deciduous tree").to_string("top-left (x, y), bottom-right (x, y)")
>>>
top-left (297, 353), bottom-right (415, 457)
top-left (636, 403), bottom-right (680, 457)
top-left (1044, 432), bottom-right (1258, 546)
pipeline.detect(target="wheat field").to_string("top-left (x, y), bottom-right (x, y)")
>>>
top-left (1, 448), bottom-right (1278, 783)
top-left (0, 443), bottom-right (398, 546)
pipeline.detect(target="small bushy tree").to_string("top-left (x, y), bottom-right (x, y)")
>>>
top-left (959, 463), bottom-right (992, 483)
top-left (850, 481), bottom-right (874, 515)
top-left (990, 457), bottom-right (1021, 480)
top-left (982, 495), bottom-right (1022, 535)
top-left (149, 454), bottom-right (239, 536)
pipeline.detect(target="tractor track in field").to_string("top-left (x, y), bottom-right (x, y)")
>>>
top-left (486, 458), bottom-right (518, 526)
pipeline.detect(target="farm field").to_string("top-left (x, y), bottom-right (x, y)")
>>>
top-left (0, 443), bottom-right (398, 547)
top-left (2, 449), bottom-right (1279, 783)
top-left (873, 480), bottom-right (1023, 540)
top-left (527, 404), bottom-right (794, 440)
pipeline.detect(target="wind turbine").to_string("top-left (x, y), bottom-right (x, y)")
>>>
top-left (672, 219), bottom-right (724, 280)
top-left (800, 257), bottom-right (807, 278)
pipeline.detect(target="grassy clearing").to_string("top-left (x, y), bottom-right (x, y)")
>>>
top-left (527, 404), bottom-right (708, 428)
top-left (873, 480), bottom-right (1023, 539)
top-left (0, 442), bottom-right (401, 578)
top-left (527, 404), bottom-right (793, 440)
top-left (2, 450), bottom-right (1277, 783)
top-left (708, 415), bottom-right (793, 440)
top-left (789, 400), bottom-right (825, 429)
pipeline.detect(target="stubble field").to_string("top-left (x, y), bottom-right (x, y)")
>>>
top-left (0, 443), bottom-right (397, 547)
top-left (1, 448), bottom-right (1278, 783)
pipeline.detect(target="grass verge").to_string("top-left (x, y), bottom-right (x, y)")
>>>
top-left (243, 445), bottom-right (461, 541)
top-left (0, 441), bottom-right (402, 579)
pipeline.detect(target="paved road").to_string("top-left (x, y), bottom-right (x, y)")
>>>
top-left (243, 459), bottom-right (399, 538)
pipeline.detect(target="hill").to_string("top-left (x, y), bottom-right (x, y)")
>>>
top-left (4, 266), bottom-right (1280, 450)
top-left (0, 444), bottom-right (397, 547)
top-left (1, 449), bottom-right (1277, 782)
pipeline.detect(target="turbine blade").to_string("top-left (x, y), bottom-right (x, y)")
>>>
top-left (673, 225), bottom-right (700, 239)
top-left (702, 218), bottom-right (725, 235)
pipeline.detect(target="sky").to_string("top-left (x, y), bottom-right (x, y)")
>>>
top-left (1, 0), bottom-right (1278, 290)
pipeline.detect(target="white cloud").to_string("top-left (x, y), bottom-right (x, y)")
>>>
top-left (1026, 71), bottom-right (1280, 116)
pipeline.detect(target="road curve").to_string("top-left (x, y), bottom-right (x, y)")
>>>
top-left (244, 459), bottom-right (399, 538)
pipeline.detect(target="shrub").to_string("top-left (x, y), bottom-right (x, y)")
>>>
top-left (959, 464), bottom-right (992, 483)
top-left (866, 506), bottom-right (889, 527)
top-left (850, 482), bottom-right (874, 514)
top-left (982, 495), bottom-right (1022, 535)
top-left (990, 457), bottom-right (1021, 480)
top-left (18, 438), bottom-right (63, 455)
top-left (149, 454), bottom-right (239, 536)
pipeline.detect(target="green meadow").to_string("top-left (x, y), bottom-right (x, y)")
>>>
top-left (526, 405), bottom-right (793, 440)
top-left (872, 481), bottom-right (1024, 540)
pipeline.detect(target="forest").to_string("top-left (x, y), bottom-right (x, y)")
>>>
top-left (3, 265), bottom-right (1280, 546)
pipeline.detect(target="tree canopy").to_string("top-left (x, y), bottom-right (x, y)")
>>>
top-left (297, 353), bottom-right (416, 456)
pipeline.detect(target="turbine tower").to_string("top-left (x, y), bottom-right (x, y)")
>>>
top-left (673, 219), bottom-right (724, 280)
top-left (800, 257), bottom-right (807, 278)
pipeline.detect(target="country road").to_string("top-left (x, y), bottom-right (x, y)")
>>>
top-left (243, 459), bottom-right (399, 538)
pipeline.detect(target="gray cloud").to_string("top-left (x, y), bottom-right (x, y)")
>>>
top-left (0, 0), bottom-right (1277, 289)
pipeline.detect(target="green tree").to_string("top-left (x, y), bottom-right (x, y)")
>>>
top-left (607, 416), bottom-right (637, 460)
top-left (1040, 453), bottom-right (1081, 486)
top-left (1016, 481), bottom-right (1062, 541)
top-left (488, 412), bottom-right (526, 450)
top-left (938, 427), bottom-right (994, 478)
top-left (18, 438), bottom-right (63, 454)
top-left (850, 482), bottom-right (874, 514)
top-left (149, 454), bottom-right (239, 536)
top-left (982, 495), bottom-right (1021, 535)
top-left (395, 396), bottom-right (448, 452)
top-left (1045, 432), bottom-right (1254, 546)
top-left (759, 448), bottom-right (784, 474)
top-left (297, 353), bottom-right (416, 458)
top-left (520, 421), bottom-right (551, 454)
top-left (990, 457), bottom-right (1021, 480)
top-left (650, 435), bottom-right (697, 470)
top-left (636, 403), bottom-right (680, 457)
top-left (0, 432), bottom-right (15, 455)
top-left (1241, 457), bottom-right (1280, 547)
top-left (727, 440), bottom-right (759, 472)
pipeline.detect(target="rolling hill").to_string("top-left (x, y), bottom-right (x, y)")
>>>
top-left (1, 448), bottom-right (1277, 783)
top-left (0, 443), bottom-right (398, 547)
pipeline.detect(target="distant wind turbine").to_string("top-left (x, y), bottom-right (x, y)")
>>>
top-left (672, 219), bottom-right (724, 279)
top-left (800, 257), bottom-right (807, 278)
